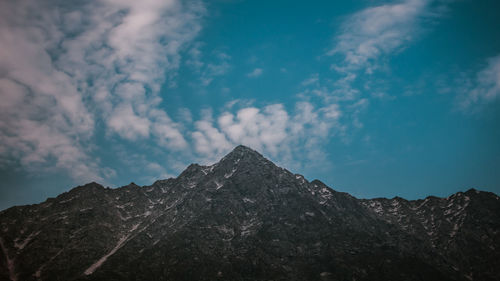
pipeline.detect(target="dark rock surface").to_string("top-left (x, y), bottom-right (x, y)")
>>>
top-left (0, 145), bottom-right (499, 281)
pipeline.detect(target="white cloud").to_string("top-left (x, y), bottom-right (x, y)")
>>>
top-left (191, 118), bottom-right (233, 160)
top-left (151, 109), bottom-right (189, 150)
top-left (186, 42), bottom-right (205, 71)
top-left (247, 68), bottom-right (263, 78)
top-left (218, 105), bottom-right (289, 155)
top-left (190, 102), bottom-right (342, 170)
top-left (459, 54), bottom-right (500, 109)
top-left (0, 0), bottom-right (204, 181)
top-left (316, 0), bottom-right (451, 130)
top-left (323, 0), bottom-right (454, 112)
top-left (107, 104), bottom-right (151, 140)
top-left (329, 0), bottom-right (430, 73)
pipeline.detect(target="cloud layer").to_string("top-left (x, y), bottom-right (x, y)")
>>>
top-left (0, 0), bottom-right (482, 191)
top-left (0, 0), bottom-right (204, 181)
top-left (0, 0), bottom-right (344, 183)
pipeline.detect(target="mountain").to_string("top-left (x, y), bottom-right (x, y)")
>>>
top-left (0, 145), bottom-right (499, 281)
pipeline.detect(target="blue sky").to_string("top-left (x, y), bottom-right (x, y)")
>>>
top-left (0, 0), bottom-right (499, 210)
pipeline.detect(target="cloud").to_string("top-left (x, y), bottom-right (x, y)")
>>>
top-left (107, 104), bottom-right (151, 140)
top-left (458, 54), bottom-right (500, 110)
top-left (190, 102), bottom-right (342, 170)
top-left (0, 0), bottom-right (204, 181)
top-left (324, 0), bottom-right (453, 109)
top-left (187, 44), bottom-right (232, 86)
top-left (201, 53), bottom-right (231, 86)
top-left (0, 0), bottom-right (459, 192)
top-left (314, 0), bottom-right (453, 132)
top-left (329, 0), bottom-right (431, 73)
top-left (218, 105), bottom-right (289, 155)
top-left (301, 74), bottom-right (319, 86)
top-left (247, 68), bottom-right (263, 78)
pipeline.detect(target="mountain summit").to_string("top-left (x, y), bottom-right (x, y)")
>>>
top-left (1, 146), bottom-right (499, 281)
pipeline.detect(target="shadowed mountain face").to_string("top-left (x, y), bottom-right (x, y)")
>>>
top-left (0, 145), bottom-right (499, 281)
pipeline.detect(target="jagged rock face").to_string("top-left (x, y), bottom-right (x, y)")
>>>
top-left (361, 189), bottom-right (500, 281)
top-left (0, 145), bottom-right (499, 281)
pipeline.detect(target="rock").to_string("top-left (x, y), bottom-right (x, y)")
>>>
top-left (0, 145), bottom-right (498, 281)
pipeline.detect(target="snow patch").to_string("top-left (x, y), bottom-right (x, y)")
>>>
top-left (84, 235), bottom-right (129, 275)
top-left (201, 166), bottom-right (210, 175)
top-left (215, 181), bottom-right (224, 190)
top-left (14, 231), bottom-right (40, 250)
top-left (0, 238), bottom-right (17, 281)
top-left (216, 225), bottom-right (234, 236)
top-left (224, 168), bottom-right (237, 178)
top-left (450, 223), bottom-right (460, 237)
top-left (367, 201), bottom-right (384, 215)
top-left (118, 212), bottom-right (131, 221)
top-left (129, 223), bottom-right (141, 232)
top-left (318, 188), bottom-right (333, 204)
top-left (242, 198), bottom-right (255, 204)
top-left (412, 198), bottom-right (429, 210)
top-left (34, 248), bottom-right (64, 279)
top-left (295, 174), bottom-right (306, 184)
top-left (240, 218), bottom-right (260, 236)
top-left (59, 195), bottom-right (79, 204)
top-left (84, 223), bottom-right (140, 275)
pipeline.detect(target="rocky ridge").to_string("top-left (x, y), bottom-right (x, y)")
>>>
top-left (0, 145), bottom-right (499, 281)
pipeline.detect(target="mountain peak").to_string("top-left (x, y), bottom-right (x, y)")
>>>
top-left (218, 145), bottom-right (268, 165)
top-left (230, 144), bottom-right (260, 156)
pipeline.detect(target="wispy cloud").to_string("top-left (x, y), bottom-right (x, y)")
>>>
top-left (187, 43), bottom-right (232, 86)
top-left (247, 68), bottom-right (263, 78)
top-left (315, 0), bottom-right (452, 130)
top-left (458, 54), bottom-right (500, 110)
top-left (325, 0), bottom-right (453, 105)
top-left (301, 74), bottom-right (319, 86)
top-left (329, 0), bottom-right (431, 73)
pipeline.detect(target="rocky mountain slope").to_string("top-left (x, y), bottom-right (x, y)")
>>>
top-left (0, 145), bottom-right (499, 281)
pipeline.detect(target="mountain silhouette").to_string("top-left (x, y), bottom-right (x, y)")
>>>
top-left (0, 145), bottom-right (499, 281)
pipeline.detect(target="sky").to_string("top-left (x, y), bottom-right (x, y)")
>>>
top-left (0, 0), bottom-right (499, 210)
